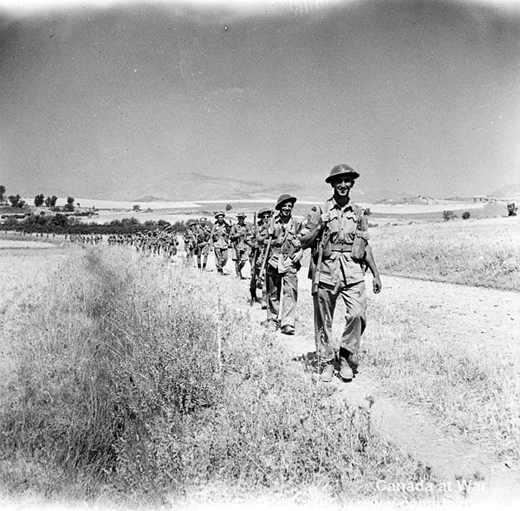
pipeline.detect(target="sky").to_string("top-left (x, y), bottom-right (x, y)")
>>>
top-left (1, 0), bottom-right (519, 201)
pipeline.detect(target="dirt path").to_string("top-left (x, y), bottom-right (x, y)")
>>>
top-left (209, 260), bottom-right (520, 505)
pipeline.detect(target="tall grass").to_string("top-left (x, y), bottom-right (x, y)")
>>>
top-left (0, 247), bottom-right (435, 504)
top-left (370, 218), bottom-right (520, 290)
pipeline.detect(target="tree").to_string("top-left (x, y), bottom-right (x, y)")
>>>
top-left (8, 194), bottom-right (21, 208)
top-left (225, 203), bottom-right (232, 212)
top-left (0, 185), bottom-right (5, 201)
top-left (50, 196), bottom-right (58, 207)
top-left (442, 210), bottom-right (456, 221)
top-left (34, 194), bottom-right (45, 207)
top-left (63, 196), bottom-right (75, 212)
top-left (462, 211), bottom-right (470, 220)
top-left (507, 203), bottom-right (517, 217)
top-left (133, 204), bottom-right (141, 212)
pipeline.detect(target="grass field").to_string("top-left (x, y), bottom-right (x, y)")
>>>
top-left (370, 216), bottom-right (520, 291)
top-left (0, 244), bottom-right (438, 507)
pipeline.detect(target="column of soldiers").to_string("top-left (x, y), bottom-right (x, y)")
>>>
top-left (104, 163), bottom-right (382, 383)
top-left (185, 164), bottom-right (383, 384)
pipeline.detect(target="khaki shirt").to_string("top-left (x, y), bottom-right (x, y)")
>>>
top-left (302, 197), bottom-right (366, 286)
top-left (211, 221), bottom-right (231, 249)
top-left (266, 214), bottom-right (302, 271)
top-left (230, 223), bottom-right (251, 251)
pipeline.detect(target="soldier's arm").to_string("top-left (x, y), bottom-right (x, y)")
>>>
top-left (364, 244), bottom-right (382, 294)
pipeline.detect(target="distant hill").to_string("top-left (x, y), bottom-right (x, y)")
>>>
top-left (490, 183), bottom-right (520, 199)
top-left (93, 172), bottom-right (306, 202)
top-left (133, 195), bottom-right (170, 202)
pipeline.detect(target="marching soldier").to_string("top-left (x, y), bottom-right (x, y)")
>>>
top-left (210, 212), bottom-right (231, 275)
top-left (261, 194), bottom-right (303, 335)
top-left (194, 217), bottom-right (212, 270)
top-left (248, 208), bottom-right (273, 307)
top-left (300, 164), bottom-right (382, 382)
top-left (230, 213), bottom-right (251, 279)
top-left (183, 221), bottom-right (197, 264)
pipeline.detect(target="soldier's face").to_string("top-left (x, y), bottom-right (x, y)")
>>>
top-left (332, 176), bottom-right (354, 197)
top-left (279, 202), bottom-right (293, 218)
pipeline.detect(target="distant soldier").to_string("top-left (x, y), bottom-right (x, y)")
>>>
top-left (210, 212), bottom-right (231, 275)
top-left (194, 217), bottom-right (212, 270)
top-left (507, 202), bottom-right (517, 217)
top-left (230, 213), bottom-right (251, 279)
top-left (300, 164), bottom-right (382, 383)
top-left (183, 221), bottom-right (197, 264)
top-left (261, 194), bottom-right (303, 335)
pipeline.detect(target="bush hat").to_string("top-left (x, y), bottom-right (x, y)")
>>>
top-left (325, 164), bottom-right (360, 184)
top-left (275, 194), bottom-right (297, 211)
top-left (199, 216), bottom-right (207, 222)
top-left (188, 220), bottom-right (197, 226)
top-left (214, 211), bottom-right (225, 218)
top-left (237, 212), bottom-right (247, 218)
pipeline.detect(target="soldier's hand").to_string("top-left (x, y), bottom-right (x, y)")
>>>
top-left (321, 212), bottom-right (330, 223)
top-left (291, 248), bottom-right (303, 263)
top-left (372, 275), bottom-right (382, 294)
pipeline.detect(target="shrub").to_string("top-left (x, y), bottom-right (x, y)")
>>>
top-left (442, 210), bottom-right (456, 221)
top-left (462, 211), bottom-right (470, 220)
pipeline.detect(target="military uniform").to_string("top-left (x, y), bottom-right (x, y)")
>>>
top-left (183, 224), bottom-right (197, 263)
top-left (247, 208), bottom-right (273, 306)
top-left (262, 195), bottom-right (302, 335)
top-left (303, 199), bottom-right (367, 361)
top-left (300, 164), bottom-right (381, 382)
top-left (211, 213), bottom-right (231, 274)
top-left (230, 214), bottom-right (251, 278)
top-left (194, 218), bottom-right (212, 270)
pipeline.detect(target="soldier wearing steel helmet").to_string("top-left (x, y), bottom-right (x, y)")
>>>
top-left (300, 164), bottom-right (382, 383)
top-left (183, 220), bottom-right (198, 264)
top-left (260, 194), bottom-right (303, 335)
top-left (230, 212), bottom-right (251, 279)
top-left (248, 207), bottom-right (273, 307)
top-left (194, 216), bottom-right (212, 270)
top-left (210, 211), bottom-right (231, 274)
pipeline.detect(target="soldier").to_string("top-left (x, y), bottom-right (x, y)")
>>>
top-left (194, 217), bottom-right (212, 270)
top-left (210, 212), bottom-right (231, 275)
top-left (229, 213), bottom-right (251, 279)
top-left (248, 207), bottom-right (273, 308)
top-left (300, 164), bottom-right (382, 383)
top-left (183, 221), bottom-right (197, 264)
top-left (261, 194), bottom-right (303, 335)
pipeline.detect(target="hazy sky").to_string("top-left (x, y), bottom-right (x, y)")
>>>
top-left (1, 0), bottom-right (519, 200)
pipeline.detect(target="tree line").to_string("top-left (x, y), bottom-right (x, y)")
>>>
top-left (2, 214), bottom-right (188, 236)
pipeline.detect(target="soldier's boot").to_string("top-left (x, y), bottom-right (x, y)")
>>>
top-left (319, 363), bottom-right (334, 383)
top-left (338, 348), bottom-right (356, 381)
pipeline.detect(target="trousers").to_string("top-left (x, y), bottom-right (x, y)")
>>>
top-left (266, 267), bottom-right (298, 327)
top-left (313, 278), bottom-right (367, 363)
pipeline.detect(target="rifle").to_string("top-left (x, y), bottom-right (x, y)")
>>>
top-left (249, 212), bottom-right (258, 304)
top-left (260, 215), bottom-right (275, 320)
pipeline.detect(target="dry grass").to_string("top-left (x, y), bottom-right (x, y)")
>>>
top-left (370, 216), bottom-right (520, 291)
top-left (0, 246), bottom-right (436, 506)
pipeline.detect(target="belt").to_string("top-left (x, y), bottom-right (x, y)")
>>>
top-left (330, 242), bottom-right (353, 253)
top-left (271, 247), bottom-right (291, 255)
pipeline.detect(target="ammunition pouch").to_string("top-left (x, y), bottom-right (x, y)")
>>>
top-left (351, 230), bottom-right (369, 261)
